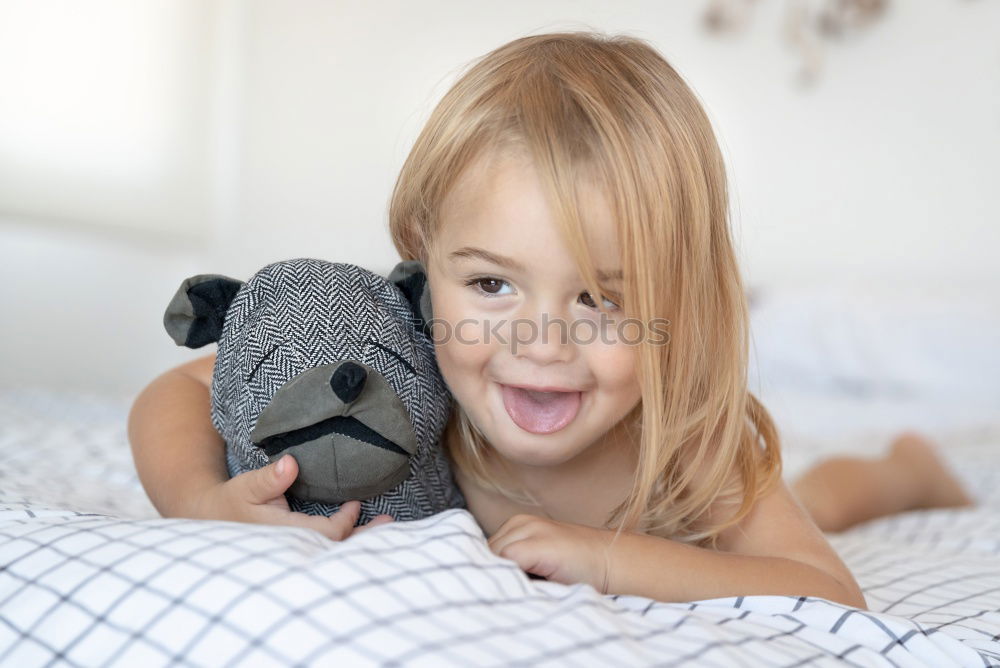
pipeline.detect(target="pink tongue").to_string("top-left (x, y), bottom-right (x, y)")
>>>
top-left (500, 385), bottom-right (581, 434)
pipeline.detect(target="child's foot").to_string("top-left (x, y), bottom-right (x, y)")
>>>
top-left (888, 431), bottom-right (975, 510)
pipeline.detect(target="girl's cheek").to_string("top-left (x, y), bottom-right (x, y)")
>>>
top-left (432, 336), bottom-right (475, 400)
top-left (587, 337), bottom-right (641, 390)
top-left (431, 313), bottom-right (496, 391)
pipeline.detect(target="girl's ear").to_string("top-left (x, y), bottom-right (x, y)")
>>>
top-left (163, 274), bottom-right (244, 348)
top-left (388, 260), bottom-right (433, 337)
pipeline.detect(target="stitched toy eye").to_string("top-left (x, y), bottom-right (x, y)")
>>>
top-left (364, 339), bottom-right (416, 375)
top-left (247, 343), bottom-right (281, 382)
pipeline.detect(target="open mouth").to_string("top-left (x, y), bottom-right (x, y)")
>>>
top-left (499, 384), bottom-right (583, 434)
top-left (254, 415), bottom-right (409, 458)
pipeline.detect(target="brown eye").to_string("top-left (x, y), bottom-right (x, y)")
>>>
top-left (465, 277), bottom-right (512, 296)
top-left (478, 278), bottom-right (504, 294)
top-left (579, 291), bottom-right (620, 310)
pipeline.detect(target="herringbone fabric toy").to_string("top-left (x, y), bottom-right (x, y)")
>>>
top-left (163, 258), bottom-right (465, 523)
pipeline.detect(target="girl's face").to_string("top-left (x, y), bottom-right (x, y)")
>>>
top-left (425, 150), bottom-right (642, 470)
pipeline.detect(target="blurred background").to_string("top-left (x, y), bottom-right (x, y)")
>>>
top-left (0, 0), bottom-right (997, 441)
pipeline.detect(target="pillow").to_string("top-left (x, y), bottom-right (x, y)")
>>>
top-left (747, 283), bottom-right (1000, 404)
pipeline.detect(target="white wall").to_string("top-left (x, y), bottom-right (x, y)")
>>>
top-left (1, 0), bottom-right (998, 397)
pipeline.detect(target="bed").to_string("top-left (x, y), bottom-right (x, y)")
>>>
top-left (1, 284), bottom-right (998, 666)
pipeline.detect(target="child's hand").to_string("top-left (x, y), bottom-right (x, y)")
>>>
top-left (488, 514), bottom-right (616, 593)
top-left (191, 454), bottom-right (394, 541)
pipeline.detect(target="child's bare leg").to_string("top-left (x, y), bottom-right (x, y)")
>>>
top-left (792, 431), bottom-right (974, 533)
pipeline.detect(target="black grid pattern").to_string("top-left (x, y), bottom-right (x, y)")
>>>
top-left (1, 390), bottom-right (998, 666)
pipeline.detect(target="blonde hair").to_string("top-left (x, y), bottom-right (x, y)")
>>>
top-left (389, 31), bottom-right (782, 548)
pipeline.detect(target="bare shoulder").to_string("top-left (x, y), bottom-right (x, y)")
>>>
top-left (682, 442), bottom-right (831, 559)
top-left (711, 475), bottom-right (864, 603)
top-left (676, 437), bottom-right (864, 597)
top-left (174, 352), bottom-right (216, 389)
top-left (712, 477), bottom-right (830, 559)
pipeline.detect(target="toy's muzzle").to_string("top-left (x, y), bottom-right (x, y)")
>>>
top-left (248, 360), bottom-right (418, 503)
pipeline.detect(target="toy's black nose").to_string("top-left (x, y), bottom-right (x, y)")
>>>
top-left (330, 362), bottom-right (367, 403)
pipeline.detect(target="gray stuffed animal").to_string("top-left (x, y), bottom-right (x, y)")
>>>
top-left (162, 258), bottom-right (465, 524)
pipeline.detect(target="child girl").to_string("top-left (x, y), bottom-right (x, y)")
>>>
top-left (128, 31), bottom-right (973, 610)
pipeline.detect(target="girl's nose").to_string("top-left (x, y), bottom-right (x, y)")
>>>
top-left (508, 311), bottom-right (575, 365)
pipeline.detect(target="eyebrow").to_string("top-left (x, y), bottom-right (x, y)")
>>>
top-left (448, 246), bottom-right (622, 281)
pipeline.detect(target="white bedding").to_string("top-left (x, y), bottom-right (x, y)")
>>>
top-left (0, 388), bottom-right (998, 666)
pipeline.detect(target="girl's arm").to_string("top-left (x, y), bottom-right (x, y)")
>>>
top-left (127, 353), bottom-right (391, 539)
top-left (607, 480), bottom-right (867, 608)
top-left (127, 353), bottom-right (229, 517)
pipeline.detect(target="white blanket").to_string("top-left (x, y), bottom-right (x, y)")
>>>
top-left (1, 389), bottom-right (998, 666)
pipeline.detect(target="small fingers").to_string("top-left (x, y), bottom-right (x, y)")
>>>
top-left (323, 500), bottom-right (363, 540)
top-left (258, 500), bottom-right (361, 541)
top-left (353, 514), bottom-right (395, 535)
top-left (239, 454), bottom-right (297, 504)
top-left (252, 499), bottom-right (393, 542)
top-left (489, 515), bottom-right (553, 556)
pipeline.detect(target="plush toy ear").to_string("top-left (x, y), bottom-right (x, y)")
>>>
top-left (163, 273), bottom-right (244, 348)
top-left (387, 260), bottom-right (433, 336)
